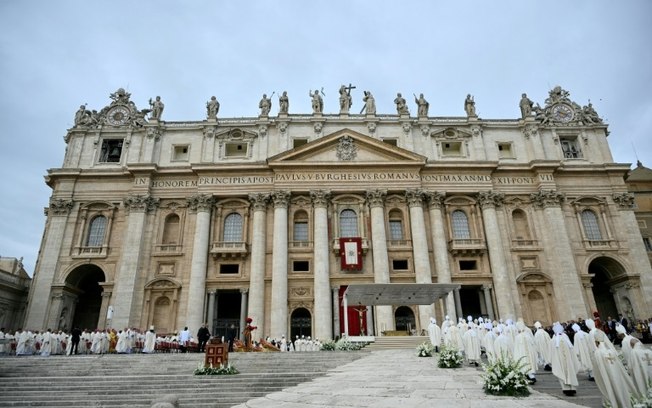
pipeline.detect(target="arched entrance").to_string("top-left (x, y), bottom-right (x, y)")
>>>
top-left (394, 306), bottom-right (416, 332)
top-left (290, 308), bottom-right (312, 339)
top-left (589, 257), bottom-right (625, 321)
top-left (65, 264), bottom-right (105, 330)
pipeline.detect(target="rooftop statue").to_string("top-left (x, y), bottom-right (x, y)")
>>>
top-left (149, 96), bottom-right (164, 120)
top-left (206, 96), bottom-right (220, 120)
top-left (259, 93), bottom-right (272, 116)
top-left (339, 85), bottom-right (353, 114)
top-left (362, 91), bottom-right (376, 115)
top-left (310, 89), bottom-right (323, 114)
top-left (414, 93), bottom-right (429, 117)
top-left (278, 91), bottom-right (289, 114)
top-left (394, 93), bottom-right (409, 115)
top-left (464, 94), bottom-right (476, 117)
top-left (519, 93), bottom-right (534, 119)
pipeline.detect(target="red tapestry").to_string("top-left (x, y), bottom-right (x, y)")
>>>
top-left (339, 237), bottom-right (362, 270)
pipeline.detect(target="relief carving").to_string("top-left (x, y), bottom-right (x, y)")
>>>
top-left (310, 190), bottom-right (331, 208)
top-left (248, 193), bottom-right (270, 211)
top-left (405, 189), bottom-right (424, 207)
top-left (48, 198), bottom-right (74, 216)
top-left (612, 192), bottom-right (635, 209)
top-left (186, 194), bottom-right (215, 212)
top-left (477, 191), bottom-right (505, 209)
top-left (124, 195), bottom-right (159, 213)
top-left (336, 135), bottom-right (357, 161)
top-left (530, 189), bottom-right (565, 208)
top-left (366, 189), bottom-right (387, 208)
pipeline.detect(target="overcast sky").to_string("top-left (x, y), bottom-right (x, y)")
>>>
top-left (1, 1), bottom-right (650, 276)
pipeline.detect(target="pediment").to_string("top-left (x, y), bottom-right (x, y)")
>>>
top-left (268, 128), bottom-right (426, 168)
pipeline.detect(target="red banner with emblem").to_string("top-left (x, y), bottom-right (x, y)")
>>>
top-left (339, 237), bottom-right (362, 271)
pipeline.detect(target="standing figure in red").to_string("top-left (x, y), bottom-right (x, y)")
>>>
top-left (243, 317), bottom-right (257, 351)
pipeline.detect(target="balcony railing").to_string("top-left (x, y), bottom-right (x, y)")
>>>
top-left (210, 241), bottom-right (249, 258)
top-left (73, 245), bottom-right (108, 258)
top-left (332, 238), bottom-right (369, 255)
top-left (289, 240), bottom-right (313, 249)
top-left (153, 244), bottom-right (183, 256)
top-left (448, 238), bottom-right (486, 255)
top-left (583, 239), bottom-right (618, 250)
top-left (387, 239), bottom-right (412, 248)
top-left (511, 239), bottom-right (540, 248)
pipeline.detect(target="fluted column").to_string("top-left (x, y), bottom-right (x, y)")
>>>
top-left (454, 288), bottom-right (463, 318)
top-left (406, 189), bottom-right (434, 329)
top-left (531, 189), bottom-right (586, 320)
top-left (482, 285), bottom-right (495, 320)
top-left (248, 193), bottom-right (269, 338)
top-left (239, 288), bottom-right (248, 340)
top-left (25, 199), bottom-right (74, 330)
top-left (366, 189), bottom-right (393, 332)
top-left (207, 291), bottom-right (216, 334)
top-left (332, 286), bottom-right (341, 338)
top-left (312, 190), bottom-right (332, 340)
top-left (425, 191), bottom-right (457, 320)
top-left (477, 191), bottom-right (515, 320)
top-left (270, 190), bottom-right (290, 339)
top-left (185, 194), bottom-right (215, 333)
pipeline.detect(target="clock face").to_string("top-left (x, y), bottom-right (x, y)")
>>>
top-left (107, 106), bottom-right (130, 126)
top-left (551, 104), bottom-right (574, 123)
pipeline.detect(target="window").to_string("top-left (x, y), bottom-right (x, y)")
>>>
top-left (173, 145), bottom-right (189, 161)
top-left (643, 237), bottom-right (652, 252)
top-left (339, 209), bottom-right (358, 237)
top-left (225, 143), bottom-right (248, 157)
top-left (99, 139), bottom-right (123, 163)
top-left (223, 213), bottom-right (243, 241)
top-left (451, 210), bottom-right (471, 239)
top-left (293, 211), bottom-right (309, 242)
top-left (219, 264), bottom-right (239, 274)
top-left (511, 209), bottom-right (531, 240)
top-left (497, 142), bottom-right (514, 159)
top-left (388, 209), bottom-right (404, 240)
top-left (162, 214), bottom-right (180, 244)
top-left (86, 216), bottom-right (107, 246)
top-left (442, 141), bottom-right (462, 156)
top-left (560, 137), bottom-right (582, 159)
top-left (581, 210), bottom-right (602, 240)
top-left (392, 259), bottom-right (409, 271)
top-left (459, 260), bottom-right (477, 270)
top-left (293, 261), bottom-right (310, 272)
top-left (293, 139), bottom-right (308, 149)
top-left (383, 139), bottom-right (398, 146)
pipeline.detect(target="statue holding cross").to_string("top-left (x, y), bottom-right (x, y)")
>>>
top-left (339, 83), bottom-right (355, 114)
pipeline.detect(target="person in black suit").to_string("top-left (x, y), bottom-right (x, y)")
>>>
top-left (197, 323), bottom-right (210, 353)
top-left (618, 314), bottom-right (629, 333)
top-left (69, 327), bottom-right (82, 355)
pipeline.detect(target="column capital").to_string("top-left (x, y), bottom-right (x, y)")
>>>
top-left (271, 190), bottom-right (291, 208)
top-left (186, 194), bottom-right (215, 212)
top-left (530, 189), bottom-right (565, 209)
top-left (124, 194), bottom-right (159, 213)
top-left (240, 288), bottom-right (249, 295)
top-left (405, 189), bottom-right (425, 207)
top-left (481, 284), bottom-right (493, 291)
top-left (477, 191), bottom-right (504, 209)
top-left (612, 192), bottom-right (635, 209)
top-left (310, 189), bottom-right (331, 208)
top-left (47, 198), bottom-right (74, 216)
top-left (366, 189), bottom-right (387, 208)
top-left (425, 191), bottom-right (445, 209)
top-left (248, 192), bottom-right (270, 211)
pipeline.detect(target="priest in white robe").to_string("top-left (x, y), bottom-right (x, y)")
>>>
top-left (514, 321), bottom-right (538, 383)
top-left (40, 329), bottom-right (53, 356)
top-left (533, 321), bottom-right (552, 371)
top-left (493, 325), bottom-right (513, 362)
top-left (427, 317), bottom-right (441, 352)
top-left (462, 321), bottom-right (481, 366)
top-left (591, 330), bottom-right (638, 407)
top-left (585, 318), bottom-right (616, 352)
top-left (142, 327), bottom-right (156, 353)
top-left (615, 323), bottom-right (635, 367)
top-left (549, 322), bottom-right (580, 396)
top-left (629, 340), bottom-right (652, 398)
top-left (483, 323), bottom-right (497, 364)
top-left (571, 323), bottom-right (595, 381)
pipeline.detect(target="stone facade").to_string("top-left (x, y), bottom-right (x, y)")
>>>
top-left (0, 257), bottom-right (31, 330)
top-left (23, 87), bottom-right (652, 340)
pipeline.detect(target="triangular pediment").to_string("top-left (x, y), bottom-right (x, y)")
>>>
top-left (268, 128), bottom-right (426, 168)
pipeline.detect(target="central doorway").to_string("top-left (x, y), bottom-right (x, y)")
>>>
top-left (290, 308), bottom-right (312, 339)
top-left (213, 290), bottom-right (241, 339)
top-left (394, 306), bottom-right (416, 332)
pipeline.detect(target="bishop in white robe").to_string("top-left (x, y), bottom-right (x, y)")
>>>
top-left (549, 323), bottom-right (580, 396)
top-left (592, 330), bottom-right (638, 407)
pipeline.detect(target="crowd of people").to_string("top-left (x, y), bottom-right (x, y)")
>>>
top-left (427, 313), bottom-right (652, 406)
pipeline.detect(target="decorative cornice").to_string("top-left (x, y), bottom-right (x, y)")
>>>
top-left (612, 192), bottom-right (635, 209)
top-left (425, 191), bottom-right (446, 209)
top-left (310, 190), bottom-right (331, 208)
top-left (186, 194), bottom-right (215, 212)
top-left (366, 189), bottom-right (387, 208)
top-left (248, 192), bottom-right (270, 211)
top-left (48, 198), bottom-right (74, 216)
top-left (271, 190), bottom-right (291, 208)
top-left (477, 191), bottom-right (505, 209)
top-left (405, 189), bottom-right (425, 207)
top-left (124, 194), bottom-right (159, 213)
top-left (530, 189), bottom-right (565, 208)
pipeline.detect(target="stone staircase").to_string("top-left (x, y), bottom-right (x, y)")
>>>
top-left (364, 335), bottom-right (429, 350)
top-left (0, 351), bottom-right (366, 407)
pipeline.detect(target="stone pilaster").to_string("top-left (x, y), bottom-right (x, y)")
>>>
top-left (270, 190), bottom-right (290, 338)
top-left (366, 189), bottom-right (393, 332)
top-left (247, 193), bottom-right (269, 338)
top-left (332, 286), bottom-right (341, 338)
top-left (482, 285), bottom-right (495, 320)
top-left (311, 190), bottom-right (332, 340)
top-left (185, 194), bottom-right (215, 333)
top-left (207, 291), bottom-right (216, 335)
top-left (24, 199), bottom-right (73, 330)
top-left (239, 288), bottom-right (248, 340)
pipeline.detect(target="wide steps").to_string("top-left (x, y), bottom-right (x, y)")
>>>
top-left (365, 335), bottom-right (430, 350)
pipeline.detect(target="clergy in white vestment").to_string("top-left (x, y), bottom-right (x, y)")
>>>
top-left (280, 336), bottom-right (287, 352)
top-left (441, 316), bottom-right (451, 338)
top-left (115, 330), bottom-right (128, 353)
top-left (40, 329), bottom-right (53, 356)
top-left (615, 323), bottom-right (635, 367)
top-left (483, 323), bottom-right (497, 364)
top-left (493, 325), bottom-right (513, 362)
top-left (549, 322), bottom-right (580, 396)
top-left (142, 327), bottom-right (156, 353)
top-left (629, 340), bottom-right (652, 398)
top-left (427, 317), bottom-right (441, 351)
top-left (584, 319), bottom-right (616, 353)
top-left (513, 321), bottom-right (538, 383)
top-left (446, 323), bottom-right (465, 351)
top-left (571, 323), bottom-right (595, 381)
top-left (16, 329), bottom-right (32, 355)
top-left (533, 322), bottom-right (552, 371)
top-left (0, 328), bottom-right (5, 354)
top-left (591, 330), bottom-right (638, 407)
top-left (462, 322), bottom-right (481, 366)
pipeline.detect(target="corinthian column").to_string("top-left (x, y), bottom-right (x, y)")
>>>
top-left (311, 190), bottom-right (332, 340)
top-left (24, 199), bottom-right (74, 330)
top-left (477, 191), bottom-right (515, 320)
top-left (248, 192), bottom-right (269, 338)
top-left (531, 189), bottom-right (585, 320)
top-left (185, 194), bottom-right (215, 333)
top-left (270, 190), bottom-right (290, 339)
top-left (426, 191), bottom-right (456, 321)
top-left (406, 189), bottom-right (434, 329)
top-left (366, 189), bottom-right (393, 332)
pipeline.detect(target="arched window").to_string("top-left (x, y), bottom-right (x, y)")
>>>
top-left (388, 209), bottom-right (404, 240)
top-left (223, 213), bottom-right (243, 242)
top-left (339, 209), bottom-right (358, 237)
top-left (511, 209), bottom-right (531, 240)
top-left (86, 216), bottom-right (107, 247)
top-left (162, 214), bottom-right (180, 244)
top-left (581, 210), bottom-right (602, 240)
top-left (451, 210), bottom-right (471, 239)
top-left (293, 210), bottom-right (309, 242)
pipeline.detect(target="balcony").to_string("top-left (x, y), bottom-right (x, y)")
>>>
top-left (332, 238), bottom-right (370, 255)
top-left (211, 241), bottom-right (249, 259)
top-left (289, 240), bottom-right (313, 251)
top-left (511, 239), bottom-right (540, 250)
top-left (72, 245), bottom-right (108, 258)
top-left (583, 239), bottom-right (618, 251)
top-left (153, 244), bottom-right (184, 256)
top-left (448, 239), bottom-right (486, 256)
top-left (387, 239), bottom-right (412, 248)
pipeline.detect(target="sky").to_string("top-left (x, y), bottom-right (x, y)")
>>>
top-left (1, 1), bottom-right (651, 276)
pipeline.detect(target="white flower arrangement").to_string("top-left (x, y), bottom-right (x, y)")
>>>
top-left (437, 345), bottom-right (464, 368)
top-left (416, 342), bottom-right (435, 357)
top-left (193, 362), bottom-right (239, 375)
top-left (481, 355), bottom-right (530, 397)
top-left (631, 381), bottom-right (652, 408)
top-left (334, 338), bottom-right (364, 351)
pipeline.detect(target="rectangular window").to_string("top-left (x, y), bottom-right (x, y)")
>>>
top-left (644, 237), bottom-right (652, 252)
top-left (294, 222), bottom-right (308, 242)
top-left (293, 260), bottom-right (310, 272)
top-left (441, 141), bottom-right (462, 156)
top-left (560, 137), bottom-right (582, 159)
top-left (383, 139), bottom-right (398, 146)
top-left (459, 260), bottom-right (477, 270)
top-left (225, 143), bottom-right (248, 157)
top-left (172, 145), bottom-right (189, 161)
top-left (293, 139), bottom-right (308, 149)
top-left (497, 142), bottom-right (514, 159)
top-left (219, 264), bottom-right (240, 274)
top-left (392, 259), bottom-right (409, 271)
top-left (389, 220), bottom-right (403, 240)
top-left (638, 220), bottom-right (647, 229)
top-left (99, 139), bottom-right (123, 163)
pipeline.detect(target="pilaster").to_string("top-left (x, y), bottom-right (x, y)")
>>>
top-left (270, 190), bottom-right (290, 338)
top-left (366, 189), bottom-right (393, 332)
top-left (311, 190), bottom-right (332, 340)
top-left (247, 193), bottom-right (269, 338)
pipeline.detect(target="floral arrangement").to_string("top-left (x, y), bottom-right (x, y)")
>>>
top-left (319, 338), bottom-right (365, 351)
top-left (437, 345), bottom-right (464, 368)
top-left (320, 340), bottom-right (336, 351)
top-left (193, 362), bottom-right (239, 376)
top-left (481, 356), bottom-right (530, 397)
top-left (416, 342), bottom-right (435, 357)
top-left (631, 382), bottom-right (652, 408)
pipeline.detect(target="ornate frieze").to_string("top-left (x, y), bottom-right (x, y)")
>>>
top-left (124, 194), bottom-right (159, 213)
top-left (405, 189), bottom-right (425, 207)
top-left (612, 192), bottom-right (635, 209)
top-left (47, 198), bottom-right (74, 216)
top-left (310, 190), bottom-right (331, 208)
top-left (186, 194), bottom-right (215, 212)
top-left (248, 192), bottom-right (270, 211)
top-left (271, 190), bottom-right (291, 208)
top-left (146, 126), bottom-right (161, 140)
top-left (425, 191), bottom-right (446, 208)
top-left (522, 125), bottom-right (539, 140)
top-left (530, 189), bottom-right (565, 208)
top-left (258, 124), bottom-right (268, 138)
top-left (336, 135), bottom-right (358, 161)
top-left (366, 189), bottom-right (387, 208)
top-left (277, 122), bottom-right (288, 135)
top-left (366, 122), bottom-right (376, 134)
top-left (420, 125), bottom-right (430, 137)
top-left (477, 191), bottom-right (505, 209)
top-left (402, 122), bottom-right (412, 134)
